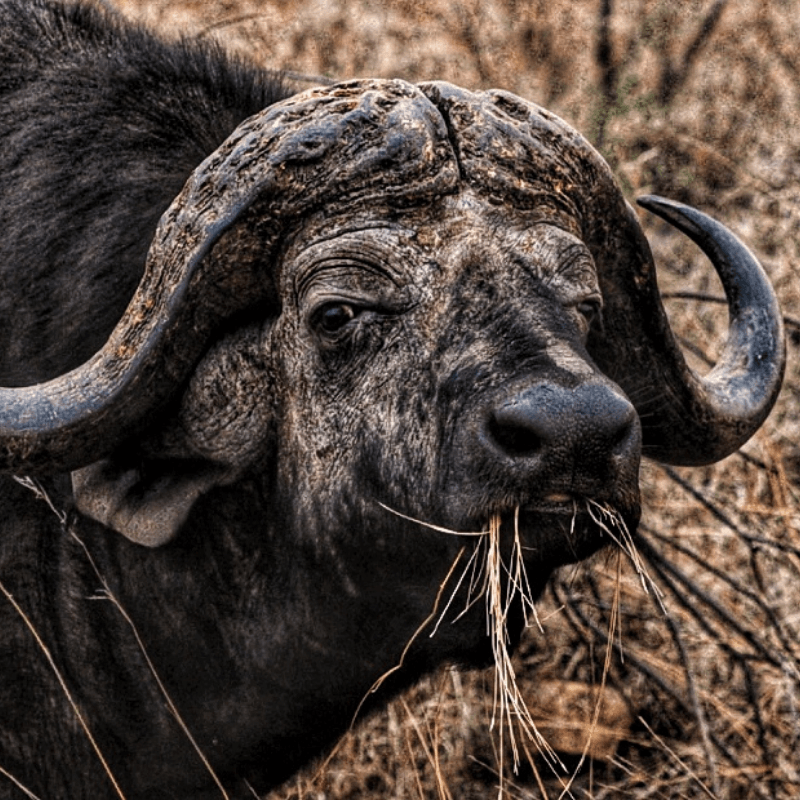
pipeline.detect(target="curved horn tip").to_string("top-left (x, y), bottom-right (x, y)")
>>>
top-left (635, 193), bottom-right (785, 327)
top-left (635, 194), bottom-right (722, 238)
top-left (636, 194), bottom-right (678, 213)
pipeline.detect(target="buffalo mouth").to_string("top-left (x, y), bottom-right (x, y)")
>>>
top-left (494, 493), bottom-right (641, 581)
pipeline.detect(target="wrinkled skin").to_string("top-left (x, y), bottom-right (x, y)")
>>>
top-left (261, 190), bottom-right (640, 553)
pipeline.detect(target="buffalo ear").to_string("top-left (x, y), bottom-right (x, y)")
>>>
top-left (72, 322), bottom-right (276, 547)
top-left (72, 460), bottom-right (228, 547)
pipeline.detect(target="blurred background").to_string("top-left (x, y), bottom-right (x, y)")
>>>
top-left (98, 1), bottom-right (800, 796)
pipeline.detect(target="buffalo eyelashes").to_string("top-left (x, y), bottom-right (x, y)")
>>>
top-left (575, 299), bottom-right (602, 333)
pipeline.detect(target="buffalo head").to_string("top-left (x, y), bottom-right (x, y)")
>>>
top-left (0, 75), bottom-right (785, 796)
top-left (0, 79), bottom-right (782, 554)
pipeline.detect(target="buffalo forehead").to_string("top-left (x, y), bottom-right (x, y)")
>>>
top-left (219, 77), bottom-right (608, 225)
top-left (418, 81), bottom-right (613, 226)
top-left (281, 189), bottom-right (598, 314)
top-left (167, 78), bottom-right (613, 316)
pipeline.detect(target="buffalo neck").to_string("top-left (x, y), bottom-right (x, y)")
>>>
top-left (1, 472), bottom-right (479, 796)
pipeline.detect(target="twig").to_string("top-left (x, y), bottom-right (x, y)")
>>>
top-left (756, 13), bottom-right (800, 86)
top-left (6, 479), bottom-right (127, 798)
top-left (597, 0), bottom-right (616, 105)
top-left (401, 697), bottom-right (454, 800)
top-left (551, 578), bottom-right (772, 799)
top-left (658, 592), bottom-right (721, 795)
top-left (0, 579), bottom-right (127, 799)
top-left (0, 766), bottom-right (43, 800)
top-left (12, 476), bottom-right (67, 526)
top-left (635, 535), bottom-right (794, 675)
top-left (741, 659), bottom-right (771, 770)
top-left (662, 467), bottom-right (797, 554)
top-left (453, 5), bottom-right (493, 86)
top-left (593, 0), bottom-right (617, 150)
top-left (675, 333), bottom-right (715, 367)
top-left (658, 0), bottom-right (730, 106)
top-left (12, 476), bottom-right (230, 798)
top-left (641, 524), bottom-right (797, 656)
top-left (661, 291), bottom-right (800, 332)
top-left (196, 13), bottom-right (267, 39)
top-left (661, 291), bottom-right (726, 304)
top-left (351, 546), bottom-right (468, 727)
top-left (637, 718), bottom-right (718, 800)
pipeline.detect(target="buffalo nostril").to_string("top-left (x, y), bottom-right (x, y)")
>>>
top-left (611, 415), bottom-right (637, 456)
top-left (489, 397), bottom-right (557, 458)
top-left (487, 413), bottom-right (544, 457)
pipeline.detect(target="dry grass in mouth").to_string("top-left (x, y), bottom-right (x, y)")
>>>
top-left (479, 501), bottom-right (659, 798)
top-left (380, 498), bottom-right (646, 799)
top-left (585, 499), bottom-right (662, 606)
top-left (483, 509), bottom-right (556, 784)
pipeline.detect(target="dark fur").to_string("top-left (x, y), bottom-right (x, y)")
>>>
top-left (0, 0), bottom-right (291, 385)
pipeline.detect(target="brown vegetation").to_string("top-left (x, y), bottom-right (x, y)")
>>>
top-left (99, 0), bottom-right (800, 796)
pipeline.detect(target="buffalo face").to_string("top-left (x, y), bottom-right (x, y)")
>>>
top-left (266, 192), bottom-right (641, 584)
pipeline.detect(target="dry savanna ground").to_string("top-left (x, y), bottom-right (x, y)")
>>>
top-left (97, 0), bottom-right (800, 797)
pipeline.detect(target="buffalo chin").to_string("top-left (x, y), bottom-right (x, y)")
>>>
top-left (519, 504), bottom-right (636, 569)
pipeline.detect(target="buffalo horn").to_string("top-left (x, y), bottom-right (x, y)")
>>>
top-left (599, 195), bottom-right (785, 465)
top-left (0, 80), bottom-right (784, 473)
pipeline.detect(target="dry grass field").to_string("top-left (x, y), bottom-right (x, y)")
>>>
top-left (99, 0), bottom-right (800, 796)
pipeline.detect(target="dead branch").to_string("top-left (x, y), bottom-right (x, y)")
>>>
top-left (658, 0), bottom-right (730, 106)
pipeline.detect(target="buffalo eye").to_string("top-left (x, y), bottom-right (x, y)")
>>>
top-left (313, 302), bottom-right (357, 336)
top-left (570, 298), bottom-right (602, 338)
top-left (576, 299), bottom-right (601, 328)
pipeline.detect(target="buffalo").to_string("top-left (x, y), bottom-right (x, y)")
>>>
top-left (0, 1), bottom-right (786, 798)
